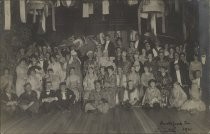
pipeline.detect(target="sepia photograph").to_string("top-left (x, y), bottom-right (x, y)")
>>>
top-left (0, 0), bottom-right (209, 133)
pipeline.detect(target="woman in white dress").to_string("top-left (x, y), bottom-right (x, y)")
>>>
top-left (27, 68), bottom-right (43, 99)
top-left (15, 59), bottom-right (28, 97)
top-left (181, 80), bottom-right (206, 112)
top-left (48, 56), bottom-right (63, 80)
top-left (83, 67), bottom-right (98, 101)
top-left (169, 82), bottom-right (187, 108)
top-left (66, 67), bottom-right (82, 102)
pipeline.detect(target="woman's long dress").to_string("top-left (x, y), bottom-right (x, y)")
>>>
top-left (169, 85), bottom-right (187, 108)
top-left (15, 65), bottom-right (28, 97)
top-left (181, 82), bottom-right (206, 112)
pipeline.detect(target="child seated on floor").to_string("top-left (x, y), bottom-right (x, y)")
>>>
top-left (142, 79), bottom-right (162, 109)
top-left (85, 80), bottom-right (109, 114)
top-left (40, 81), bottom-right (59, 113)
top-left (56, 82), bottom-right (76, 111)
top-left (1, 84), bottom-right (18, 115)
top-left (18, 83), bottom-right (40, 115)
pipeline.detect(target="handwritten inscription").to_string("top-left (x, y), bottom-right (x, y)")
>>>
top-left (157, 120), bottom-right (192, 133)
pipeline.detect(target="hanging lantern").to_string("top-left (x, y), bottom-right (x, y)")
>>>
top-left (138, 0), bottom-right (165, 36)
top-left (27, 0), bottom-right (56, 33)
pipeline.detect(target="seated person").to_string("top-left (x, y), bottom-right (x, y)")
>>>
top-left (18, 83), bottom-right (40, 115)
top-left (169, 82), bottom-right (187, 109)
top-left (85, 80), bottom-right (109, 114)
top-left (1, 84), bottom-right (18, 114)
top-left (123, 80), bottom-right (140, 106)
top-left (56, 82), bottom-right (76, 111)
top-left (40, 81), bottom-right (59, 113)
top-left (142, 79), bottom-right (162, 109)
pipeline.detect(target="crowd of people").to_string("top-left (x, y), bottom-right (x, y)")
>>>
top-left (0, 32), bottom-right (206, 115)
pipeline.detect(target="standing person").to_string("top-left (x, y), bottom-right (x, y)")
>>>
top-left (97, 66), bottom-right (106, 89)
top-left (85, 80), bottom-right (109, 114)
top-left (156, 52), bottom-right (170, 73)
top-left (18, 83), bottom-right (40, 115)
top-left (83, 67), bottom-right (98, 103)
top-left (104, 66), bottom-right (117, 108)
top-left (144, 53), bottom-right (157, 75)
top-left (121, 51), bottom-right (131, 74)
top-left (103, 35), bottom-right (116, 58)
top-left (164, 44), bottom-right (169, 57)
top-left (128, 41), bottom-right (138, 62)
top-left (142, 80), bottom-right (162, 109)
top-left (134, 34), bottom-right (142, 52)
top-left (169, 82), bottom-right (187, 108)
top-left (56, 82), bottom-right (76, 111)
top-left (27, 68), bottom-right (43, 99)
top-left (171, 64), bottom-right (191, 98)
top-left (16, 58), bottom-right (28, 97)
top-left (66, 67), bottom-right (82, 102)
top-left (1, 85), bottom-right (18, 114)
top-left (141, 65), bottom-right (154, 91)
top-left (181, 80), bottom-right (206, 113)
top-left (189, 55), bottom-right (202, 80)
top-left (83, 51), bottom-right (95, 76)
top-left (116, 67), bottom-right (127, 105)
top-left (139, 48), bottom-right (148, 64)
top-left (156, 66), bottom-right (172, 107)
top-left (67, 50), bottom-right (82, 81)
top-left (39, 81), bottom-right (59, 113)
top-left (48, 56), bottom-right (63, 80)
top-left (168, 47), bottom-right (175, 62)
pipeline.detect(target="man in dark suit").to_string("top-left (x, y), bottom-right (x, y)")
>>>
top-left (40, 81), bottom-right (60, 113)
top-left (134, 33), bottom-right (142, 52)
top-left (103, 35), bottom-right (116, 57)
top-left (171, 64), bottom-right (190, 98)
top-left (56, 82), bottom-right (76, 111)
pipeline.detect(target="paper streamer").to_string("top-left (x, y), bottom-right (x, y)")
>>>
top-left (175, 0), bottom-right (179, 12)
top-left (89, 3), bottom-right (94, 15)
top-left (102, 0), bottom-right (109, 15)
top-left (66, 0), bottom-right (71, 7)
top-left (151, 14), bottom-right (157, 36)
top-left (41, 12), bottom-right (46, 33)
top-left (83, 3), bottom-right (89, 18)
top-left (4, 0), bottom-right (11, 30)
top-left (20, 0), bottom-right (26, 23)
top-left (162, 14), bottom-right (166, 33)
top-left (52, 5), bottom-right (56, 31)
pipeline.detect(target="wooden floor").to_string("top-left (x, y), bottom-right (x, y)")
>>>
top-left (1, 105), bottom-right (210, 134)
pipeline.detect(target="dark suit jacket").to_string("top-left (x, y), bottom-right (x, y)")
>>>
top-left (103, 41), bottom-right (116, 57)
top-left (40, 90), bottom-right (57, 102)
top-left (171, 68), bottom-right (190, 86)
